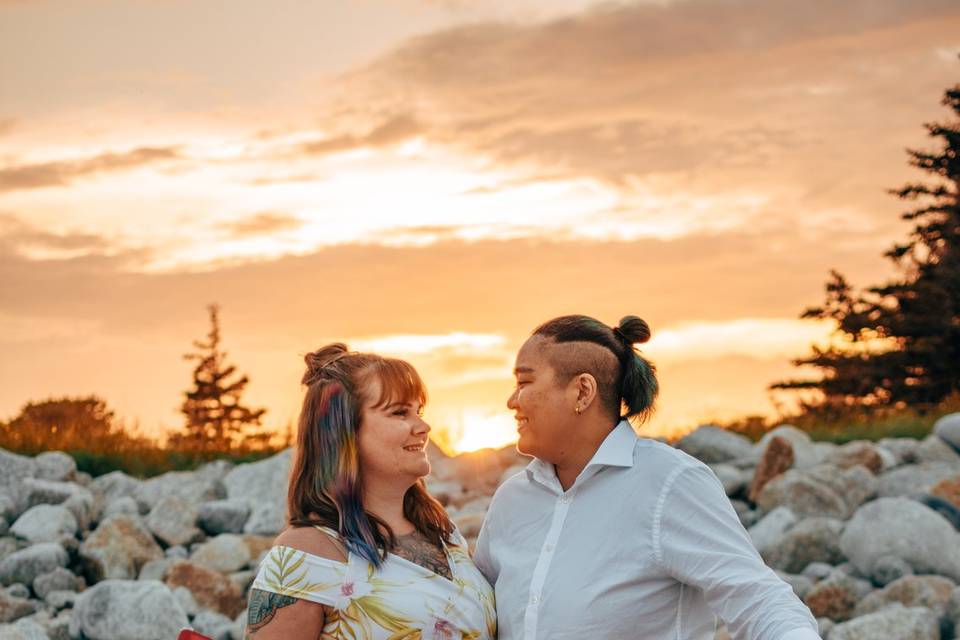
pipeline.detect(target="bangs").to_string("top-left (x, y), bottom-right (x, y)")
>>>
top-left (365, 357), bottom-right (428, 410)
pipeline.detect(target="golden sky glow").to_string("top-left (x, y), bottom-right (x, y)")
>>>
top-left (2, 0), bottom-right (960, 451)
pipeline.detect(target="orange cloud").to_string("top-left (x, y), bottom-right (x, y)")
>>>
top-left (0, 146), bottom-right (182, 192)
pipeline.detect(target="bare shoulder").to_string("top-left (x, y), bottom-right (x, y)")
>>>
top-left (273, 526), bottom-right (348, 562)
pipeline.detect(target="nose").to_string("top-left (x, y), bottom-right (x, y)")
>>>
top-left (506, 387), bottom-right (518, 410)
top-left (412, 415), bottom-right (431, 436)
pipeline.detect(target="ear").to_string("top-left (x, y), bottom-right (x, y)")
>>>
top-left (572, 373), bottom-right (599, 411)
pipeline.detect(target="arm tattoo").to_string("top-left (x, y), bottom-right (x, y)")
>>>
top-left (392, 529), bottom-right (453, 580)
top-left (246, 588), bottom-right (298, 637)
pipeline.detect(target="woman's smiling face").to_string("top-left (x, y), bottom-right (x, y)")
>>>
top-left (357, 375), bottom-right (432, 484)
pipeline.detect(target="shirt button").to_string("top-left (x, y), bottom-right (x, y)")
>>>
top-left (531, 595), bottom-right (540, 604)
top-left (544, 544), bottom-right (554, 553)
top-left (559, 495), bottom-right (570, 504)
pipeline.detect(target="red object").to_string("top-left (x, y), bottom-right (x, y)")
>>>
top-left (178, 631), bottom-right (213, 640)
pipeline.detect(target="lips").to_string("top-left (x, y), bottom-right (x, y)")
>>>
top-left (403, 442), bottom-right (427, 452)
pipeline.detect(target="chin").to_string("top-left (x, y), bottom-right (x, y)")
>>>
top-left (515, 434), bottom-right (536, 458)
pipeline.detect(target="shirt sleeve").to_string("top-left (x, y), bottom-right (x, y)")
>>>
top-left (653, 464), bottom-right (821, 640)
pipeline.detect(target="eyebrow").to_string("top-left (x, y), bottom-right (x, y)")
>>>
top-left (513, 366), bottom-right (535, 376)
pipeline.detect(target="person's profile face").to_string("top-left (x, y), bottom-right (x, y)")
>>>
top-left (507, 336), bottom-right (572, 462)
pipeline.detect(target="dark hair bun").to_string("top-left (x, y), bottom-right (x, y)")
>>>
top-left (303, 343), bottom-right (349, 383)
top-left (617, 316), bottom-right (651, 345)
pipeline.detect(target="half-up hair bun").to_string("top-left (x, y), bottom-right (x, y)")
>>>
top-left (302, 343), bottom-right (350, 384)
top-left (616, 316), bottom-right (651, 345)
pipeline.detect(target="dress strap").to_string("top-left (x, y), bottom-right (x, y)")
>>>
top-left (313, 524), bottom-right (342, 539)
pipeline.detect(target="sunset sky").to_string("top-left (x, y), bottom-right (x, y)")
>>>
top-left (2, 0), bottom-right (959, 452)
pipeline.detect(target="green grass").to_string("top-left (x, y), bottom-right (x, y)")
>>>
top-left (715, 392), bottom-right (959, 445)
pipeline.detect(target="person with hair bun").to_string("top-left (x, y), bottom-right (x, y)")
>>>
top-left (245, 344), bottom-right (495, 639)
top-left (474, 315), bottom-right (821, 639)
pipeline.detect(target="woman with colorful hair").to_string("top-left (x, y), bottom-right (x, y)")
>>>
top-left (245, 344), bottom-right (496, 639)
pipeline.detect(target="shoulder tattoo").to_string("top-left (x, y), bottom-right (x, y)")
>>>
top-left (246, 588), bottom-right (297, 637)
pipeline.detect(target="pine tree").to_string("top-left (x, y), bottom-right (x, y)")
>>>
top-left (774, 70), bottom-right (960, 416)
top-left (177, 304), bottom-right (266, 454)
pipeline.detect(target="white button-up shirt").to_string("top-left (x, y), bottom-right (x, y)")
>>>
top-left (474, 421), bottom-right (821, 640)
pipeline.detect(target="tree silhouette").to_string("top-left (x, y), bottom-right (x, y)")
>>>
top-left (175, 304), bottom-right (266, 454)
top-left (773, 68), bottom-right (960, 416)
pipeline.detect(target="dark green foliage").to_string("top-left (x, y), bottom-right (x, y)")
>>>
top-left (774, 73), bottom-right (960, 416)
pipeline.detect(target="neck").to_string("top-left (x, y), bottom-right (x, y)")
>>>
top-left (553, 417), bottom-right (618, 491)
top-left (362, 476), bottom-right (414, 534)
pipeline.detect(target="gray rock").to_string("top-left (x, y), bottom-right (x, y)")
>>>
top-left (912, 494), bottom-right (960, 531)
top-left (89, 471), bottom-right (141, 504)
top-left (424, 479), bottom-right (466, 507)
top-left (829, 604), bottom-right (938, 640)
top-left (102, 496), bottom-right (139, 518)
top-left (0, 451), bottom-right (37, 519)
top-left (675, 425), bottom-right (754, 463)
top-left (227, 569), bottom-right (255, 596)
top-left (70, 579), bottom-right (188, 640)
top-left (757, 464), bottom-right (875, 520)
top-left (166, 546), bottom-right (189, 560)
top-left (10, 507), bottom-right (77, 544)
top-left (137, 558), bottom-right (176, 582)
top-left (4, 587), bottom-right (27, 601)
top-left (875, 445), bottom-right (900, 471)
top-left (840, 497), bottom-right (960, 582)
top-left (802, 569), bottom-right (864, 621)
top-left (20, 479), bottom-right (97, 531)
top-left (854, 574), bottom-right (956, 618)
top-left (189, 535), bottom-right (251, 573)
top-left (872, 555), bottom-right (915, 587)
top-left (754, 426), bottom-right (822, 469)
top-left (0, 523), bottom-right (7, 538)
top-left (0, 545), bottom-right (68, 587)
top-left (708, 464), bottom-right (746, 497)
top-left (134, 470), bottom-right (223, 513)
top-left (748, 506), bottom-right (797, 556)
top-left (146, 497), bottom-right (202, 547)
top-left (0, 495), bottom-right (17, 525)
top-left (0, 590), bottom-right (37, 624)
top-left (801, 562), bottom-right (834, 582)
top-left (878, 438), bottom-right (920, 466)
top-left (231, 611), bottom-right (246, 640)
top-left (817, 618), bottom-right (834, 637)
top-left (935, 413), bottom-right (960, 453)
top-left (0, 617), bottom-right (49, 640)
top-left (32, 454), bottom-right (74, 483)
top-left (172, 586), bottom-right (200, 617)
top-left (946, 586), bottom-right (960, 635)
top-left (878, 462), bottom-right (960, 498)
top-left (763, 517), bottom-right (846, 574)
top-left (196, 500), bottom-right (250, 535)
top-left (191, 610), bottom-right (234, 640)
top-left (78, 514), bottom-right (163, 582)
top-left (31, 569), bottom-right (79, 601)
top-left (43, 591), bottom-right (76, 610)
top-left (0, 538), bottom-right (18, 561)
top-left (915, 433), bottom-right (960, 464)
top-left (223, 449), bottom-right (292, 535)
top-left (774, 571), bottom-right (814, 599)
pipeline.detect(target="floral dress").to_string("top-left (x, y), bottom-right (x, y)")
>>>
top-left (251, 527), bottom-right (496, 640)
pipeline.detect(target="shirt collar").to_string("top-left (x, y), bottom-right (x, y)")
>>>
top-left (525, 420), bottom-right (637, 489)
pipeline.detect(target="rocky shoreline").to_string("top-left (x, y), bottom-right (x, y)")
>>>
top-left (1, 413), bottom-right (959, 640)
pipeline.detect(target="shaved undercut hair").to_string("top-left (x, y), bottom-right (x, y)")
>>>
top-left (533, 314), bottom-right (658, 423)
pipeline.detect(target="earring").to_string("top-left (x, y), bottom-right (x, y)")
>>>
top-left (575, 405), bottom-right (581, 415)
